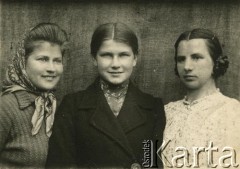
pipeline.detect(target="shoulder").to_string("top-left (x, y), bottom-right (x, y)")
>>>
top-left (164, 100), bottom-right (183, 120)
top-left (129, 83), bottom-right (164, 109)
top-left (61, 80), bottom-right (99, 103)
top-left (164, 100), bottom-right (183, 111)
top-left (0, 92), bottom-right (19, 127)
top-left (1, 91), bottom-right (18, 102)
top-left (220, 94), bottom-right (240, 106)
top-left (217, 95), bottom-right (240, 145)
top-left (59, 90), bottom-right (85, 108)
top-left (62, 90), bottom-right (85, 101)
top-left (59, 83), bottom-right (97, 111)
top-left (0, 92), bottom-right (19, 112)
top-left (129, 84), bottom-right (166, 126)
top-left (218, 94), bottom-right (240, 116)
top-left (129, 81), bottom-right (163, 101)
top-left (214, 93), bottom-right (240, 112)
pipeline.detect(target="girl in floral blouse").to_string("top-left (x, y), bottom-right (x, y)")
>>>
top-left (163, 28), bottom-right (240, 169)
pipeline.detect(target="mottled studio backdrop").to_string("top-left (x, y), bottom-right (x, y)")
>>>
top-left (1, 0), bottom-right (240, 104)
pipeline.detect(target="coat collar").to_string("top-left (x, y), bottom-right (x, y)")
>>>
top-left (77, 78), bottom-right (156, 158)
top-left (77, 78), bottom-right (156, 109)
top-left (14, 90), bottom-right (37, 110)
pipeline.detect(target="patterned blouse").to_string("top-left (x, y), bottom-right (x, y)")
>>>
top-left (100, 80), bottom-right (128, 117)
top-left (163, 91), bottom-right (240, 169)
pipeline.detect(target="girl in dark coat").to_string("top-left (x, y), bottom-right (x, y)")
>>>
top-left (46, 22), bottom-right (165, 169)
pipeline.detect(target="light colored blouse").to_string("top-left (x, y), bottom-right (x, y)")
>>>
top-left (163, 91), bottom-right (240, 169)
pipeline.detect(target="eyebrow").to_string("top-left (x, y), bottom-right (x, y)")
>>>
top-left (98, 52), bottom-right (112, 55)
top-left (35, 55), bottom-right (62, 59)
top-left (191, 53), bottom-right (204, 57)
top-left (35, 55), bottom-right (49, 58)
top-left (177, 52), bottom-right (204, 57)
top-left (119, 51), bottom-right (130, 54)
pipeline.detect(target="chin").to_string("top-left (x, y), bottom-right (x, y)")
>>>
top-left (185, 84), bottom-right (200, 90)
top-left (37, 85), bottom-right (57, 91)
top-left (103, 77), bottom-right (120, 84)
top-left (109, 81), bottom-right (122, 85)
top-left (182, 81), bottom-right (198, 89)
top-left (106, 79), bottom-right (124, 86)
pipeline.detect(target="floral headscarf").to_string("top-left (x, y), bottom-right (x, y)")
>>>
top-left (2, 35), bottom-right (57, 137)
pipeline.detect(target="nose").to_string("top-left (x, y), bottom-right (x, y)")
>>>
top-left (46, 61), bottom-right (56, 73)
top-left (111, 56), bottom-right (120, 69)
top-left (184, 58), bottom-right (193, 72)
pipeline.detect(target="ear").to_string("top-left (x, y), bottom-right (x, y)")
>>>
top-left (133, 55), bottom-right (137, 67)
top-left (92, 55), bottom-right (98, 66)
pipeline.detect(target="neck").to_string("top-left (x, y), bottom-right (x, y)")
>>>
top-left (100, 79), bottom-right (129, 92)
top-left (186, 79), bottom-right (217, 102)
top-left (36, 89), bottom-right (54, 97)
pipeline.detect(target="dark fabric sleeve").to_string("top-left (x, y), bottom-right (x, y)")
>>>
top-left (45, 93), bottom-right (79, 169)
top-left (0, 94), bottom-right (14, 154)
top-left (153, 98), bottom-right (166, 169)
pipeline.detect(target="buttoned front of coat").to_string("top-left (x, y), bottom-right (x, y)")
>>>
top-left (46, 79), bottom-right (165, 168)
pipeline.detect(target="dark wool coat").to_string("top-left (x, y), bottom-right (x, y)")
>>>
top-left (46, 79), bottom-right (165, 169)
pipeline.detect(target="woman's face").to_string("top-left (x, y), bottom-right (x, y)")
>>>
top-left (176, 39), bottom-right (214, 90)
top-left (93, 39), bottom-right (137, 85)
top-left (25, 41), bottom-right (63, 91)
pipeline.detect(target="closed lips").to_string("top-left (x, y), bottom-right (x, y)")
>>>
top-left (108, 72), bottom-right (122, 74)
top-left (42, 75), bottom-right (56, 77)
top-left (183, 75), bottom-right (197, 78)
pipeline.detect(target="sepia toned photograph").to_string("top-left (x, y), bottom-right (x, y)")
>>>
top-left (0, 0), bottom-right (240, 168)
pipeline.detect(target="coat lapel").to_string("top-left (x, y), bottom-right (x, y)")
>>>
top-left (78, 79), bottom-right (135, 158)
top-left (117, 84), bottom-right (147, 133)
top-left (77, 80), bottom-right (156, 158)
top-left (90, 93), bottom-right (135, 157)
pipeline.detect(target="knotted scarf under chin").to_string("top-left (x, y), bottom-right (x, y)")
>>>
top-left (2, 37), bottom-right (57, 137)
top-left (31, 93), bottom-right (57, 137)
top-left (2, 85), bottom-right (57, 137)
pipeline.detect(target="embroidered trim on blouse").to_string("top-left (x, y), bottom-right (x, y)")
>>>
top-left (182, 88), bottom-right (220, 110)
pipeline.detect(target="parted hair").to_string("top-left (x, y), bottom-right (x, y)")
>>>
top-left (174, 28), bottom-right (229, 79)
top-left (90, 22), bottom-right (138, 57)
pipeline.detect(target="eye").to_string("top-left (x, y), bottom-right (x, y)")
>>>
top-left (192, 54), bottom-right (203, 60)
top-left (176, 56), bottom-right (185, 63)
top-left (37, 56), bottom-right (48, 62)
top-left (54, 58), bottom-right (62, 64)
top-left (119, 52), bottom-right (130, 57)
top-left (99, 52), bottom-right (112, 58)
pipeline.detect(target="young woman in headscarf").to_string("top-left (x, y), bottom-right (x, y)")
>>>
top-left (0, 23), bottom-right (68, 168)
top-left (46, 22), bottom-right (166, 169)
